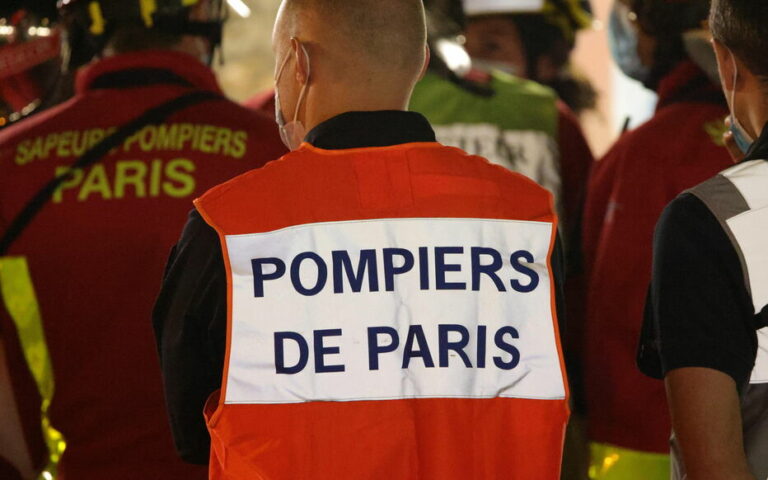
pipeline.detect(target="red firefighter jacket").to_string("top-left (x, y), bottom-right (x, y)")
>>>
top-left (0, 49), bottom-right (285, 479)
top-left (581, 61), bottom-right (732, 452)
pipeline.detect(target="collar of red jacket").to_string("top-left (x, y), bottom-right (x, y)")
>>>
top-left (655, 60), bottom-right (724, 111)
top-left (75, 50), bottom-right (222, 95)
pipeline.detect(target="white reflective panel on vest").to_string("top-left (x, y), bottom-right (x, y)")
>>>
top-left (753, 329), bottom-right (768, 384)
top-left (724, 160), bottom-right (768, 384)
top-left (222, 218), bottom-right (564, 404)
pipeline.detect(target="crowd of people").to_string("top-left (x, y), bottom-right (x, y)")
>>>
top-left (0, 0), bottom-right (765, 479)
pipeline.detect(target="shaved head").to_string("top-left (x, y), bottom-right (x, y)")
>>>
top-left (272, 0), bottom-right (429, 135)
top-left (275, 0), bottom-right (427, 80)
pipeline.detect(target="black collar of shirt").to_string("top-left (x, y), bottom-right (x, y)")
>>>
top-left (304, 111), bottom-right (437, 150)
top-left (744, 121), bottom-right (768, 162)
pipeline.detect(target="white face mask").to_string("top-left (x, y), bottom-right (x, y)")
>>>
top-left (274, 43), bottom-right (311, 151)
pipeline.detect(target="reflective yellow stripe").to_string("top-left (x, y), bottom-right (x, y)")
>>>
top-left (0, 257), bottom-right (65, 479)
top-left (589, 442), bottom-right (669, 480)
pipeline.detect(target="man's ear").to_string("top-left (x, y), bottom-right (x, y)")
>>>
top-left (712, 38), bottom-right (735, 92)
top-left (292, 38), bottom-right (310, 84)
top-left (418, 45), bottom-right (431, 81)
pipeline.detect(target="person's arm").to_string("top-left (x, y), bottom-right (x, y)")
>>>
top-left (665, 368), bottom-right (755, 480)
top-left (649, 194), bottom-right (758, 479)
top-left (152, 209), bottom-right (227, 464)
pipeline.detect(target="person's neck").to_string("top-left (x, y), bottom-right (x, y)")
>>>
top-left (303, 88), bottom-right (411, 134)
top-left (746, 94), bottom-right (768, 141)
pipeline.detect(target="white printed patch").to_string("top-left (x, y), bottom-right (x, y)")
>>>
top-left (222, 218), bottom-right (564, 404)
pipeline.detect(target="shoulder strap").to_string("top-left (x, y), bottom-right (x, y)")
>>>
top-left (0, 90), bottom-right (221, 256)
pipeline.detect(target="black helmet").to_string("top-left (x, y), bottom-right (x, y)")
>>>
top-left (630, 0), bottom-right (710, 36)
top-left (627, 0), bottom-right (717, 86)
top-left (57, 0), bottom-right (225, 69)
top-left (424, 0), bottom-right (466, 39)
top-left (0, 0), bottom-right (64, 128)
top-left (423, 0), bottom-right (474, 79)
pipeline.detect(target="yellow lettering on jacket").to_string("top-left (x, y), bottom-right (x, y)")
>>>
top-left (15, 139), bottom-right (31, 165)
top-left (77, 165), bottom-right (112, 201)
top-left (14, 124), bottom-right (250, 165)
top-left (231, 131), bottom-right (247, 159)
top-left (51, 158), bottom-right (198, 203)
top-left (114, 161), bottom-right (148, 198)
top-left (52, 167), bottom-right (84, 203)
top-left (163, 158), bottom-right (196, 198)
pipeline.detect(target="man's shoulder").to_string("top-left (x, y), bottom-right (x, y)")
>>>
top-left (661, 192), bottom-right (713, 227)
top-left (197, 149), bottom-right (292, 201)
top-left (430, 142), bottom-right (556, 195)
top-left (718, 159), bottom-right (768, 207)
top-left (628, 101), bottom-right (728, 148)
top-left (655, 192), bottom-right (733, 265)
top-left (686, 160), bottom-right (768, 223)
top-left (198, 142), bottom-right (553, 205)
top-left (599, 108), bottom-right (729, 177)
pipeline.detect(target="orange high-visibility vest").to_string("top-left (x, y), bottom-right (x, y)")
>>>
top-left (195, 141), bottom-right (570, 480)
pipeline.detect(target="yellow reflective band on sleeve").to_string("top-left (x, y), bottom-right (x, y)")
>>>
top-left (589, 442), bottom-right (670, 480)
top-left (0, 257), bottom-right (65, 480)
top-left (87, 1), bottom-right (105, 36)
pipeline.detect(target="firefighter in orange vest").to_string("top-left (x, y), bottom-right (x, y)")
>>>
top-left (154, 0), bottom-right (570, 478)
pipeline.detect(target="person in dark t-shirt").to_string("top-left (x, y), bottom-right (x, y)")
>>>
top-left (639, 1), bottom-right (768, 479)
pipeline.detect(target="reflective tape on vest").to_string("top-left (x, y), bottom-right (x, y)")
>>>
top-left (588, 442), bottom-right (670, 480)
top-left (221, 217), bottom-right (564, 404)
top-left (722, 160), bottom-right (768, 384)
